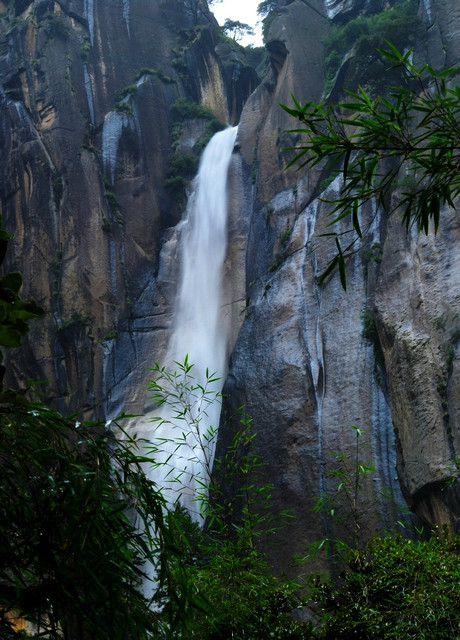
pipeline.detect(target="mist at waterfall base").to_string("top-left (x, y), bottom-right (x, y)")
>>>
top-left (136, 126), bottom-right (238, 531)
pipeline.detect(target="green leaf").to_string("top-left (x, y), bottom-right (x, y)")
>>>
top-left (352, 200), bottom-right (362, 239)
top-left (0, 327), bottom-right (23, 347)
top-left (0, 271), bottom-right (23, 295)
top-left (317, 255), bottom-right (339, 287)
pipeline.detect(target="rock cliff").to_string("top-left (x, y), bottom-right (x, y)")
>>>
top-left (1, 0), bottom-right (459, 570)
top-left (225, 0), bottom-right (460, 568)
top-left (0, 0), bottom-right (258, 416)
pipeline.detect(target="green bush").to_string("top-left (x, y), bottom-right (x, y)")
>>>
top-left (312, 529), bottom-right (460, 639)
top-left (116, 84), bottom-right (138, 101)
top-left (164, 151), bottom-right (199, 201)
top-left (195, 119), bottom-right (226, 153)
top-left (135, 67), bottom-right (175, 84)
top-left (0, 219), bottom-right (43, 385)
top-left (323, 0), bottom-right (422, 90)
top-left (243, 45), bottom-right (266, 70)
top-left (170, 97), bottom-right (215, 122)
top-left (104, 190), bottom-right (124, 225)
top-left (184, 536), bottom-right (313, 639)
top-left (164, 174), bottom-right (188, 198)
top-left (0, 401), bottom-right (197, 639)
top-left (166, 98), bottom-right (225, 203)
top-left (361, 306), bottom-right (377, 343)
top-left (257, 0), bottom-right (279, 42)
top-left (167, 152), bottom-right (199, 176)
top-left (114, 101), bottom-right (134, 116)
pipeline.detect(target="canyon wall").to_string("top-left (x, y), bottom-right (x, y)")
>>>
top-left (1, 0), bottom-right (459, 569)
top-left (0, 0), bottom-right (257, 416)
top-left (224, 0), bottom-right (460, 568)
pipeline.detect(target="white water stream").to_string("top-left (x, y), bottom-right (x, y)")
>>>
top-left (167, 126), bottom-right (238, 393)
top-left (137, 126), bottom-right (238, 521)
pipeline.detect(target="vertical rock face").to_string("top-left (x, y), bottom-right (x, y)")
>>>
top-left (1, 0), bottom-right (460, 571)
top-left (375, 212), bottom-right (460, 530)
top-left (224, 0), bottom-right (460, 569)
top-left (0, 0), bottom-right (257, 415)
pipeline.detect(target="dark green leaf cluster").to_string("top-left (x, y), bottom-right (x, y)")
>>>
top-left (166, 101), bottom-right (225, 201)
top-left (168, 152), bottom-right (199, 176)
top-left (165, 152), bottom-right (199, 199)
top-left (323, 0), bottom-right (422, 91)
top-left (170, 97), bottom-right (216, 122)
top-left (312, 528), bottom-right (460, 639)
top-left (0, 400), bottom-right (197, 639)
top-left (115, 84), bottom-right (138, 102)
top-left (182, 535), bottom-right (312, 639)
top-left (135, 67), bottom-right (176, 84)
top-left (221, 19), bottom-right (254, 42)
top-left (256, 0), bottom-right (278, 17)
top-left (256, 0), bottom-right (278, 41)
top-left (0, 217), bottom-right (44, 384)
top-left (0, 272), bottom-right (43, 350)
top-left (103, 190), bottom-right (124, 225)
top-left (296, 426), bottom-right (385, 567)
top-left (243, 45), bottom-right (267, 72)
top-left (281, 44), bottom-right (460, 288)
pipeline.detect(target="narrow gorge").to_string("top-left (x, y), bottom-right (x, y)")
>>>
top-left (1, 0), bottom-right (459, 572)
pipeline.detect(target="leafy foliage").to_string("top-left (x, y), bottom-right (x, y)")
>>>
top-left (170, 97), bottom-right (216, 122)
top-left (313, 427), bottom-right (377, 554)
top-left (257, 0), bottom-right (278, 41)
top-left (294, 426), bottom-right (391, 570)
top-left (166, 99), bottom-right (225, 202)
top-left (0, 401), bottom-right (199, 639)
top-left (243, 44), bottom-right (267, 72)
top-left (144, 358), bottom-right (312, 639)
top-left (0, 228), bottom-right (200, 638)
top-left (281, 44), bottom-right (460, 287)
top-left (221, 19), bottom-right (254, 42)
top-left (145, 358), bottom-right (289, 543)
top-left (0, 216), bottom-right (44, 385)
top-left (312, 528), bottom-right (460, 639)
top-left (323, 0), bottom-right (422, 91)
top-left (183, 538), bottom-right (312, 640)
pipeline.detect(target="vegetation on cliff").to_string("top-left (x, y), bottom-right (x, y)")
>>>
top-left (282, 44), bottom-right (460, 288)
top-left (257, 0), bottom-right (279, 42)
top-left (323, 0), bottom-right (422, 91)
top-left (0, 217), bottom-right (43, 386)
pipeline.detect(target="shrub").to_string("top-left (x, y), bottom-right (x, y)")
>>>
top-left (323, 0), bottom-right (422, 91)
top-left (361, 306), bottom-right (377, 343)
top-left (0, 401), bottom-right (197, 639)
top-left (164, 152), bottom-right (199, 201)
top-left (244, 45), bottom-right (267, 70)
top-left (313, 528), bottom-right (460, 639)
top-left (104, 190), bottom-right (124, 225)
top-left (257, 0), bottom-right (279, 42)
top-left (135, 67), bottom-right (175, 84)
top-left (116, 84), bottom-right (138, 101)
top-left (167, 151), bottom-right (199, 176)
top-left (183, 537), bottom-right (314, 639)
top-left (170, 97), bottom-right (215, 122)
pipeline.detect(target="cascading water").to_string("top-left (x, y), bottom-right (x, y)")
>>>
top-left (168, 125), bottom-right (238, 394)
top-left (137, 125), bottom-right (238, 521)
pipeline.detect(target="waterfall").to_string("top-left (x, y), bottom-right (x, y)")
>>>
top-left (139, 126), bottom-right (238, 521)
top-left (168, 126), bottom-right (238, 391)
